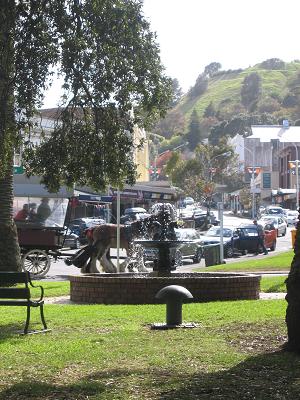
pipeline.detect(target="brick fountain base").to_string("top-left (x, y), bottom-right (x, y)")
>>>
top-left (69, 272), bottom-right (261, 304)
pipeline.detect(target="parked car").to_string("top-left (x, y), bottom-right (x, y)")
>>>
top-left (264, 206), bottom-right (288, 223)
top-left (178, 206), bottom-right (195, 220)
top-left (69, 217), bottom-right (105, 244)
top-left (199, 226), bottom-right (236, 258)
top-left (143, 228), bottom-right (203, 266)
top-left (257, 216), bottom-right (287, 237)
top-left (183, 197), bottom-right (194, 206)
top-left (120, 207), bottom-right (150, 224)
top-left (234, 224), bottom-right (277, 253)
top-left (63, 228), bottom-right (81, 249)
top-left (286, 210), bottom-right (299, 226)
top-left (193, 210), bottom-right (219, 229)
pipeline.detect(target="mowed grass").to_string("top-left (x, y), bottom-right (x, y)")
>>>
top-left (1, 299), bottom-right (299, 400)
top-left (30, 281), bottom-right (70, 298)
top-left (199, 250), bottom-right (293, 272)
top-left (260, 276), bottom-right (287, 293)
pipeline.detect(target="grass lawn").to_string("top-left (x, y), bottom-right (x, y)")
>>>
top-left (198, 250), bottom-right (294, 272)
top-left (260, 276), bottom-right (287, 293)
top-left (31, 281), bottom-right (70, 298)
top-left (1, 298), bottom-right (299, 400)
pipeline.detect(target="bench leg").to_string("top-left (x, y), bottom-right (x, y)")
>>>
top-left (40, 304), bottom-right (48, 330)
top-left (24, 305), bottom-right (31, 334)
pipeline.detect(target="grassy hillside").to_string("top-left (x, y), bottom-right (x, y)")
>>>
top-left (175, 60), bottom-right (300, 131)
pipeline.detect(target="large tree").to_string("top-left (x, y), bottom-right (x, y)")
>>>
top-left (285, 211), bottom-right (300, 352)
top-left (167, 141), bottom-right (237, 205)
top-left (186, 109), bottom-right (203, 151)
top-left (240, 72), bottom-right (261, 110)
top-left (0, 0), bottom-right (172, 271)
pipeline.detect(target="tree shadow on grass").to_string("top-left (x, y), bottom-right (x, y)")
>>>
top-left (1, 350), bottom-right (300, 400)
top-left (0, 321), bottom-right (47, 342)
top-left (0, 323), bottom-right (26, 342)
top-left (266, 282), bottom-right (286, 293)
top-left (159, 349), bottom-right (300, 400)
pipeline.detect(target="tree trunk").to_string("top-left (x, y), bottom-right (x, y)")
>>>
top-left (0, 1), bottom-right (22, 271)
top-left (285, 209), bottom-right (300, 351)
top-left (0, 170), bottom-right (22, 271)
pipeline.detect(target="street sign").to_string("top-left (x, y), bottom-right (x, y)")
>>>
top-left (13, 166), bottom-right (24, 174)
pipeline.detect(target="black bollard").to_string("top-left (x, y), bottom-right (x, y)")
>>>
top-left (155, 285), bottom-right (193, 326)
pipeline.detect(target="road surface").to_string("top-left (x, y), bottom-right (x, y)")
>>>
top-left (38, 211), bottom-right (295, 281)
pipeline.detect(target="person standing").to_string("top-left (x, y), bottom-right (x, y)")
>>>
top-left (253, 219), bottom-right (268, 255)
top-left (36, 198), bottom-right (51, 223)
top-left (14, 204), bottom-right (29, 221)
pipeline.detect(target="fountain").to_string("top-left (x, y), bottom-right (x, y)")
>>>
top-left (134, 203), bottom-right (185, 274)
top-left (69, 203), bottom-right (261, 304)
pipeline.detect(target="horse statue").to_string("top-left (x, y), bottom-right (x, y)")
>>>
top-left (66, 202), bottom-right (178, 274)
top-left (66, 215), bottom-right (154, 273)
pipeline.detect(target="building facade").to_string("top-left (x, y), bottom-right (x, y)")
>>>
top-left (230, 124), bottom-right (300, 212)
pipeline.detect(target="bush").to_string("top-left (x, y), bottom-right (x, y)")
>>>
top-left (260, 58), bottom-right (285, 70)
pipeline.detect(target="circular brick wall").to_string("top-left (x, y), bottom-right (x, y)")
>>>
top-left (69, 272), bottom-right (261, 304)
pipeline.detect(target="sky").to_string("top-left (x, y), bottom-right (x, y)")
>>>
top-left (43, 0), bottom-right (300, 108)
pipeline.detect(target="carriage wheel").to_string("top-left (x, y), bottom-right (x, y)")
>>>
top-left (22, 249), bottom-right (51, 278)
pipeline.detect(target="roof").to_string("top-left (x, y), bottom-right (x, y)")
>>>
top-left (249, 125), bottom-right (300, 143)
top-left (272, 189), bottom-right (296, 195)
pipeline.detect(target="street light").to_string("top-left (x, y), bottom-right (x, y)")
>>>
top-left (289, 143), bottom-right (299, 210)
top-left (207, 151), bottom-right (231, 264)
top-left (279, 139), bottom-right (299, 210)
top-left (238, 144), bottom-right (256, 219)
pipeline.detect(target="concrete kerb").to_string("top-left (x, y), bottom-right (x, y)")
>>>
top-left (45, 292), bottom-right (287, 304)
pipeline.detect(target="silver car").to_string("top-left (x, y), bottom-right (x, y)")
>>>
top-left (258, 216), bottom-right (287, 237)
top-left (143, 228), bottom-right (203, 266)
top-left (286, 210), bottom-right (298, 226)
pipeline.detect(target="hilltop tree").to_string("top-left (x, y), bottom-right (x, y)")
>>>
top-left (260, 58), bottom-right (285, 70)
top-left (0, 0), bottom-right (172, 271)
top-left (241, 72), bottom-right (262, 110)
top-left (204, 62), bottom-right (222, 78)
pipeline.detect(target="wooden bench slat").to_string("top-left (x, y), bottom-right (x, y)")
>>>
top-left (0, 300), bottom-right (30, 306)
top-left (0, 272), bottom-right (28, 284)
top-left (0, 288), bottom-right (30, 299)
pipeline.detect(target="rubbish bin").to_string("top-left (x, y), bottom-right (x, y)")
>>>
top-left (291, 229), bottom-right (297, 248)
top-left (204, 244), bottom-right (221, 267)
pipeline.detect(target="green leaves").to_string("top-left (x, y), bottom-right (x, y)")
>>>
top-left (8, 0), bottom-right (173, 192)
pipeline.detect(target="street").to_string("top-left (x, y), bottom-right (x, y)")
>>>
top-left (40, 211), bottom-right (295, 280)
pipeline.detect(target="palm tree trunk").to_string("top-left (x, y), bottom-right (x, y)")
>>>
top-left (0, 0), bottom-right (22, 271)
top-left (0, 167), bottom-right (22, 271)
top-left (285, 209), bottom-right (300, 351)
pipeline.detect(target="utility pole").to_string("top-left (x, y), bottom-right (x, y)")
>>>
top-left (296, 159), bottom-right (299, 210)
top-left (238, 144), bottom-right (256, 219)
top-left (293, 143), bottom-right (299, 210)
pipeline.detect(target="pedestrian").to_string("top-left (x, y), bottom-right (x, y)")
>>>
top-left (253, 219), bottom-right (268, 255)
top-left (36, 198), bottom-right (51, 223)
top-left (14, 204), bottom-right (29, 221)
top-left (28, 203), bottom-right (37, 221)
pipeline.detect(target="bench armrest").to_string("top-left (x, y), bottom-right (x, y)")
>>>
top-left (28, 276), bottom-right (44, 302)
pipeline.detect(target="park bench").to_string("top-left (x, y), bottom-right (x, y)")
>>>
top-left (0, 271), bottom-right (50, 334)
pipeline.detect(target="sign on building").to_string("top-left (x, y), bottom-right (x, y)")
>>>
top-left (263, 173), bottom-right (271, 189)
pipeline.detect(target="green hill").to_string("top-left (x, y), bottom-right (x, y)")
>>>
top-left (169, 59), bottom-right (300, 136)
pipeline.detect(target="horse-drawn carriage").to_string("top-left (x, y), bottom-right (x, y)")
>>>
top-left (15, 197), bottom-right (72, 277)
top-left (14, 194), bottom-right (111, 278)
